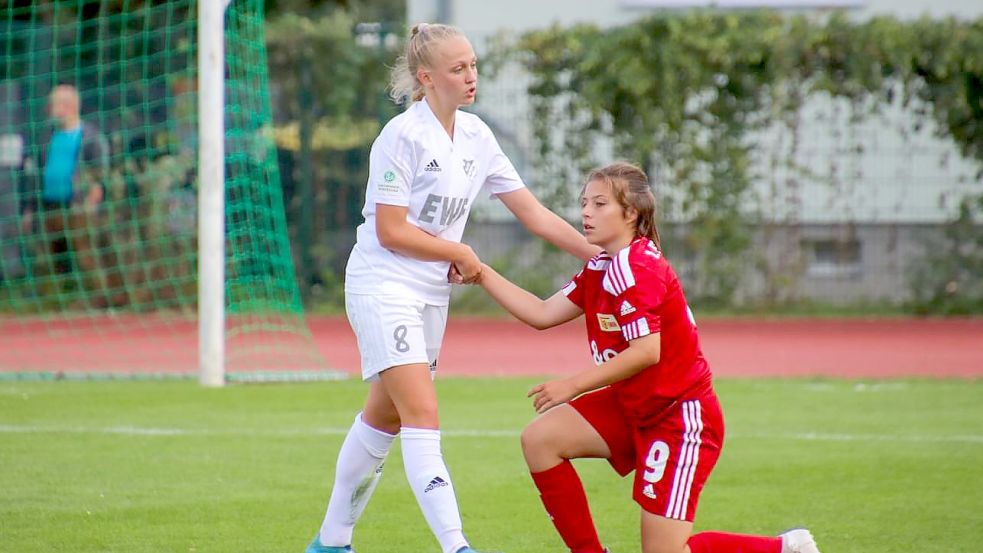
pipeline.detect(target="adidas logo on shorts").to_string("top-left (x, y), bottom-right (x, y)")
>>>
top-left (620, 300), bottom-right (636, 316)
top-left (424, 476), bottom-right (449, 493)
top-left (425, 159), bottom-right (441, 172)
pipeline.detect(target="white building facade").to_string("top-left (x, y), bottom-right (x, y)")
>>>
top-left (410, 0), bottom-right (983, 306)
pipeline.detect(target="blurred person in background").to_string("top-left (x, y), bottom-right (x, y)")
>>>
top-left (21, 84), bottom-right (122, 308)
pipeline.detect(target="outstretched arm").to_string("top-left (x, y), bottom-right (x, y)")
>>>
top-left (498, 188), bottom-right (601, 261)
top-left (476, 263), bottom-right (582, 330)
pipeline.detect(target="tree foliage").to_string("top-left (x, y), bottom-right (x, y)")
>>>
top-left (265, 10), bottom-right (398, 133)
top-left (491, 11), bottom-right (983, 309)
top-left (263, 7), bottom-right (403, 300)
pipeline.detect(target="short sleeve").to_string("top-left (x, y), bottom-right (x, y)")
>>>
top-left (367, 131), bottom-right (415, 207)
top-left (483, 134), bottom-right (524, 198)
top-left (560, 266), bottom-right (588, 309)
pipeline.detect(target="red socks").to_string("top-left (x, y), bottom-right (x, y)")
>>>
top-left (532, 463), bottom-right (783, 553)
top-left (530, 460), bottom-right (605, 553)
top-left (688, 531), bottom-right (782, 553)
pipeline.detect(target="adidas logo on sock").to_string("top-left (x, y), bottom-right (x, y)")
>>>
top-left (425, 159), bottom-right (441, 172)
top-left (423, 476), bottom-right (449, 493)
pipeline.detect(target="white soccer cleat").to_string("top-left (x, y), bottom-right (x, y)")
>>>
top-left (780, 528), bottom-right (821, 553)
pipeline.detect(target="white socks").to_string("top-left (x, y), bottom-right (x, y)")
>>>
top-left (318, 412), bottom-right (396, 546)
top-left (401, 427), bottom-right (469, 553)
top-left (317, 418), bottom-right (469, 553)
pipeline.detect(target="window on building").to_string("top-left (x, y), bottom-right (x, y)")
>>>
top-left (805, 239), bottom-right (862, 278)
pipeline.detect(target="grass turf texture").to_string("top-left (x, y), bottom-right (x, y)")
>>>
top-left (1, 378), bottom-right (980, 552)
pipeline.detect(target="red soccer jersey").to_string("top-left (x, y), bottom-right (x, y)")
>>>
top-left (561, 237), bottom-right (713, 425)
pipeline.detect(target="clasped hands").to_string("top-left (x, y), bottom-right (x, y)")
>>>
top-left (447, 243), bottom-right (482, 285)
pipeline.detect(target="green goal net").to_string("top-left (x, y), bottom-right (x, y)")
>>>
top-left (0, 0), bottom-right (333, 379)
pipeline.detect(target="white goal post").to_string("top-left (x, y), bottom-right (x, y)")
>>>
top-left (198, 0), bottom-right (230, 387)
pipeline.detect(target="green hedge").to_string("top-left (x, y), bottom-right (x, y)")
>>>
top-left (489, 11), bottom-right (983, 312)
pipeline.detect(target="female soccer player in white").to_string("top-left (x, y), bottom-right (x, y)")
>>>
top-left (473, 162), bottom-right (822, 553)
top-left (305, 23), bottom-right (598, 553)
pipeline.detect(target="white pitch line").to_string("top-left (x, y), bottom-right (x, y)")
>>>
top-left (0, 424), bottom-right (519, 438)
top-left (732, 431), bottom-right (983, 444)
top-left (0, 424), bottom-right (981, 444)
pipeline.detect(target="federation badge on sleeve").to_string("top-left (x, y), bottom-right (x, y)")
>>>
top-left (378, 169), bottom-right (401, 194)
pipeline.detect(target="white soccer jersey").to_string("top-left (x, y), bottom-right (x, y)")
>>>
top-left (345, 98), bottom-right (525, 305)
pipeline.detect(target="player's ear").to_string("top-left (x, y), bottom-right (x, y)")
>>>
top-left (625, 206), bottom-right (639, 227)
top-left (417, 67), bottom-right (433, 89)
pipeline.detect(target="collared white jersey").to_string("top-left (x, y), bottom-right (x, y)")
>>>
top-left (345, 98), bottom-right (525, 304)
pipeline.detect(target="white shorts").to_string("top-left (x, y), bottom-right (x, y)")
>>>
top-left (345, 293), bottom-right (448, 381)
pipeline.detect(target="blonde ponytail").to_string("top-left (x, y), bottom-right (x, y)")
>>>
top-left (388, 23), bottom-right (465, 105)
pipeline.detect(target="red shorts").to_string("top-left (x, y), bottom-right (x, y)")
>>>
top-left (569, 387), bottom-right (724, 521)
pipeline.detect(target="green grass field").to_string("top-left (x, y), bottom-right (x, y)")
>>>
top-left (1, 377), bottom-right (981, 552)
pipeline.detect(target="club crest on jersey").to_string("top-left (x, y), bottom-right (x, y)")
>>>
top-left (425, 159), bottom-right (441, 172)
top-left (462, 159), bottom-right (477, 180)
top-left (597, 313), bottom-right (621, 332)
top-left (619, 300), bottom-right (636, 316)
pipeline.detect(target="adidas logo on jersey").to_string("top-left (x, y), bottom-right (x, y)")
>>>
top-left (425, 159), bottom-right (441, 172)
top-left (620, 300), bottom-right (636, 316)
top-left (424, 476), bottom-right (449, 493)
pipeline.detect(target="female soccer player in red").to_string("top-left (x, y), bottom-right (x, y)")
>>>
top-left (473, 162), bottom-right (822, 553)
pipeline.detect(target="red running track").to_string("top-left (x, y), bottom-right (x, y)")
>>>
top-left (1, 315), bottom-right (980, 378)
top-left (310, 316), bottom-right (982, 378)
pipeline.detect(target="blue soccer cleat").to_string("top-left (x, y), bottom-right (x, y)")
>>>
top-left (305, 536), bottom-right (354, 553)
